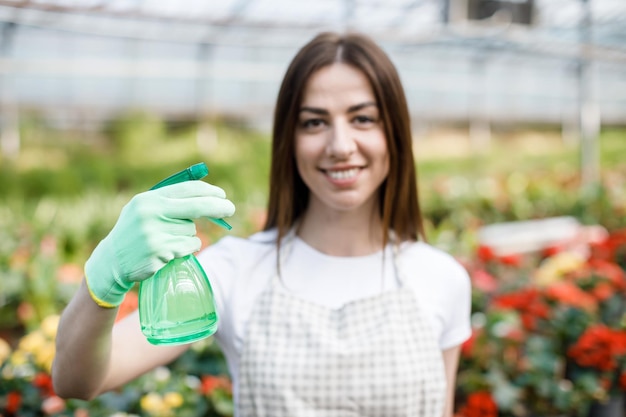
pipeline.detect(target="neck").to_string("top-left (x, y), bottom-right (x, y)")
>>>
top-left (297, 207), bottom-right (385, 257)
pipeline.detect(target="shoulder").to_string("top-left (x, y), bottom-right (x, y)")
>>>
top-left (395, 240), bottom-right (471, 298)
top-left (397, 240), bottom-right (469, 283)
top-left (397, 241), bottom-right (472, 348)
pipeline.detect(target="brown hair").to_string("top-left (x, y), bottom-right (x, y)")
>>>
top-left (263, 31), bottom-right (425, 246)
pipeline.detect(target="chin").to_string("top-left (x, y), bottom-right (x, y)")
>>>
top-left (324, 197), bottom-right (373, 213)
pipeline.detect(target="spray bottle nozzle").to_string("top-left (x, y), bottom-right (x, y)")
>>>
top-left (150, 162), bottom-right (232, 231)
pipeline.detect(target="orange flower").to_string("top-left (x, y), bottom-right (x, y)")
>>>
top-left (471, 269), bottom-right (498, 293)
top-left (591, 282), bottom-right (614, 301)
top-left (17, 301), bottom-right (36, 323)
top-left (568, 258), bottom-right (624, 287)
top-left (200, 375), bottom-right (232, 396)
top-left (587, 259), bottom-right (626, 291)
top-left (545, 282), bottom-right (597, 312)
top-left (115, 291), bottom-right (138, 323)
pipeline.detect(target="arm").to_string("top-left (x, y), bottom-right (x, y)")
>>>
top-left (52, 180), bottom-right (235, 400)
top-left (52, 281), bottom-right (188, 400)
top-left (441, 344), bottom-right (462, 417)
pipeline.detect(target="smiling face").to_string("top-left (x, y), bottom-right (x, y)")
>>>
top-left (295, 63), bottom-right (390, 219)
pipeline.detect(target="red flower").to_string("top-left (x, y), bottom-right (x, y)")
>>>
top-left (476, 244), bottom-right (524, 267)
top-left (619, 371), bottom-right (626, 390)
top-left (493, 288), bottom-right (538, 310)
top-left (477, 245), bottom-right (496, 262)
top-left (590, 228), bottom-right (626, 262)
top-left (461, 330), bottom-right (478, 358)
top-left (492, 288), bottom-right (549, 331)
top-left (542, 244), bottom-right (563, 257)
top-left (458, 391), bottom-right (498, 417)
top-left (498, 253), bottom-right (523, 267)
top-left (590, 239), bottom-right (613, 261)
top-left (567, 325), bottom-right (626, 371)
top-left (32, 372), bottom-right (55, 397)
top-left (6, 391), bottom-right (22, 414)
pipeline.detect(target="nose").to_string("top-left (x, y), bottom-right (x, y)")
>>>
top-left (326, 120), bottom-right (356, 159)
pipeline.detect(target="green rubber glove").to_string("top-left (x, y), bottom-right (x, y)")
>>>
top-left (84, 181), bottom-right (235, 308)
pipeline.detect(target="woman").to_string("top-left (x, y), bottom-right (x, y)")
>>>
top-left (52, 32), bottom-right (471, 417)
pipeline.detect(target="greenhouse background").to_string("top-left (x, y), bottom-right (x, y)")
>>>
top-left (1, 1), bottom-right (626, 416)
top-left (1, 0), bottom-right (625, 130)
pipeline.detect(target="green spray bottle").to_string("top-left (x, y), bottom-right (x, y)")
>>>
top-left (138, 162), bottom-right (231, 345)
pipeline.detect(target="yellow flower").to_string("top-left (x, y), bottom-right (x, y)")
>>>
top-left (41, 315), bottom-right (60, 339)
top-left (0, 338), bottom-right (11, 363)
top-left (18, 330), bottom-right (47, 355)
top-left (140, 392), bottom-right (170, 416)
top-left (163, 392), bottom-right (183, 408)
top-left (10, 349), bottom-right (29, 366)
top-left (140, 392), bottom-right (161, 411)
top-left (533, 251), bottom-right (586, 287)
top-left (34, 342), bottom-right (56, 372)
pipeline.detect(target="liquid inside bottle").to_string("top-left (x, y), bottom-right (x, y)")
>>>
top-left (138, 255), bottom-right (218, 345)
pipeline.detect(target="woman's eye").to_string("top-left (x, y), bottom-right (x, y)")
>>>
top-left (301, 118), bottom-right (326, 129)
top-left (353, 115), bottom-right (376, 125)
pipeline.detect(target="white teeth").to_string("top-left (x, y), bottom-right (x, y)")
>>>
top-left (327, 168), bottom-right (359, 180)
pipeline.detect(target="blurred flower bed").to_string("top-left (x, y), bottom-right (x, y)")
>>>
top-left (0, 294), bottom-right (234, 417)
top-left (455, 227), bottom-right (626, 417)
top-left (1, 117), bottom-right (626, 416)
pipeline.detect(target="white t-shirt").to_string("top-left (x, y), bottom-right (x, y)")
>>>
top-left (196, 229), bottom-right (471, 394)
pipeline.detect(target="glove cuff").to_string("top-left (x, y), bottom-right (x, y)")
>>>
top-left (84, 241), bottom-right (134, 308)
top-left (85, 274), bottom-right (118, 308)
top-left (84, 271), bottom-right (134, 308)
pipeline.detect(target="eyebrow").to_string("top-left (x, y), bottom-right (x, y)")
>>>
top-left (299, 101), bottom-right (378, 115)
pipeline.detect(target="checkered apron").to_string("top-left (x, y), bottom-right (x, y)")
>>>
top-left (238, 234), bottom-right (446, 417)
